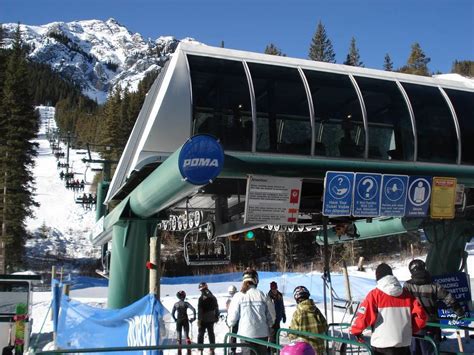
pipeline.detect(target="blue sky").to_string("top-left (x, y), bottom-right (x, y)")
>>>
top-left (2, 0), bottom-right (473, 73)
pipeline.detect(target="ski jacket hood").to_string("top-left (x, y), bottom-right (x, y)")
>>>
top-left (376, 275), bottom-right (403, 297)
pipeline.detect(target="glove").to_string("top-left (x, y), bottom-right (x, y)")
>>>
top-left (282, 315), bottom-right (286, 323)
top-left (354, 334), bottom-right (365, 343)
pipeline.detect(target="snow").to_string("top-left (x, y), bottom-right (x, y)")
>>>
top-left (25, 107), bottom-right (473, 353)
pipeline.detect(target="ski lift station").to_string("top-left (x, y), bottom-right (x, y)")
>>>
top-left (90, 42), bottom-right (474, 309)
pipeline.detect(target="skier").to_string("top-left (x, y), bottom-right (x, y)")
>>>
top-left (172, 291), bottom-right (196, 349)
top-left (288, 286), bottom-right (327, 354)
top-left (350, 263), bottom-right (427, 355)
top-left (404, 259), bottom-right (465, 355)
top-left (197, 282), bottom-right (219, 354)
top-left (227, 268), bottom-right (276, 355)
top-left (226, 285), bottom-right (238, 355)
top-left (268, 281), bottom-right (286, 348)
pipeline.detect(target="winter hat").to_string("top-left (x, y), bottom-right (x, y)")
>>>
top-left (280, 341), bottom-right (316, 355)
top-left (270, 281), bottom-right (278, 290)
top-left (198, 282), bottom-right (208, 291)
top-left (242, 268), bottom-right (259, 285)
top-left (375, 263), bottom-right (393, 281)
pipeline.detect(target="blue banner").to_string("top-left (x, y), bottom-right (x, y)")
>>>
top-left (57, 294), bottom-right (173, 353)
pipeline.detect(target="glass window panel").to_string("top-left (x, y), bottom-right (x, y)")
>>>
top-left (355, 76), bottom-right (414, 161)
top-left (402, 83), bottom-right (457, 163)
top-left (188, 55), bottom-right (252, 151)
top-left (304, 70), bottom-right (364, 158)
top-left (0, 281), bottom-right (29, 314)
top-left (444, 89), bottom-right (474, 165)
top-left (248, 63), bottom-right (311, 155)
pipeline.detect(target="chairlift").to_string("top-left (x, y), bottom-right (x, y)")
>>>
top-left (183, 223), bottom-right (231, 266)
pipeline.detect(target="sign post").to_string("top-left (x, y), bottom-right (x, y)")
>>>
top-left (405, 176), bottom-right (432, 217)
top-left (430, 177), bottom-right (457, 219)
top-left (380, 174), bottom-right (408, 217)
top-left (322, 171), bottom-right (354, 216)
top-left (352, 173), bottom-right (382, 217)
top-left (244, 175), bottom-right (302, 225)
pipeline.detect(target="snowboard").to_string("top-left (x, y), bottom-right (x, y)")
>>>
top-left (13, 303), bottom-right (28, 355)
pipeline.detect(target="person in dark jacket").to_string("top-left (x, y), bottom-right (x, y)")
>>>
top-left (268, 281), bottom-right (286, 348)
top-left (197, 282), bottom-right (219, 354)
top-left (172, 290), bottom-right (196, 346)
top-left (351, 263), bottom-right (427, 355)
top-left (404, 259), bottom-right (465, 355)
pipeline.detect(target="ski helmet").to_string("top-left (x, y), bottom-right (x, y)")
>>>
top-left (198, 282), bottom-right (208, 291)
top-left (280, 341), bottom-right (315, 355)
top-left (228, 285), bottom-right (237, 295)
top-left (409, 259), bottom-right (426, 274)
top-left (177, 290), bottom-right (186, 300)
top-left (242, 267), bottom-right (259, 285)
top-left (293, 286), bottom-right (310, 303)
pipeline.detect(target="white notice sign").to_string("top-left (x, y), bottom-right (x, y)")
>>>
top-left (244, 175), bottom-right (302, 224)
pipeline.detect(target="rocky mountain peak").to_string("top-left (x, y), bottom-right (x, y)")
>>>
top-left (2, 19), bottom-right (195, 103)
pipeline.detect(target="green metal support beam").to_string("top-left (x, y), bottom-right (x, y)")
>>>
top-left (221, 153), bottom-right (474, 187)
top-left (107, 220), bottom-right (155, 309)
top-left (315, 217), bottom-right (423, 245)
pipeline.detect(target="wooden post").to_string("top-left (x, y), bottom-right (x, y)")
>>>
top-left (357, 257), bottom-right (365, 271)
top-left (342, 260), bottom-right (354, 314)
top-left (64, 283), bottom-right (70, 296)
top-left (50, 266), bottom-right (56, 321)
top-left (149, 235), bottom-right (161, 299)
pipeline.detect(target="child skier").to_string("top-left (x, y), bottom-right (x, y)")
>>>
top-left (289, 286), bottom-right (327, 354)
top-left (172, 290), bottom-right (196, 348)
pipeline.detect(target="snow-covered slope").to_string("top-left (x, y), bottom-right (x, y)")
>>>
top-left (24, 106), bottom-right (101, 270)
top-left (2, 19), bottom-right (199, 103)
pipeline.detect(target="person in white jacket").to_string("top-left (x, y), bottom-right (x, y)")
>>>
top-left (227, 268), bottom-right (276, 355)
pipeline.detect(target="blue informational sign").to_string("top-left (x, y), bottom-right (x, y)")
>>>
top-left (323, 171), bottom-right (354, 216)
top-left (405, 176), bottom-right (432, 217)
top-left (178, 134), bottom-right (225, 185)
top-left (380, 175), bottom-right (409, 217)
top-left (433, 272), bottom-right (472, 326)
top-left (352, 173), bottom-right (382, 217)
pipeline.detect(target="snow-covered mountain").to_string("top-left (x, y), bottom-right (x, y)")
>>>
top-left (2, 19), bottom-right (198, 103)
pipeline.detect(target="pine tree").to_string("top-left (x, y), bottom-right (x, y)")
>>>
top-left (383, 53), bottom-right (394, 71)
top-left (451, 60), bottom-right (474, 76)
top-left (308, 20), bottom-right (336, 63)
top-left (343, 37), bottom-right (363, 67)
top-left (399, 42), bottom-right (431, 76)
top-left (0, 24), bottom-right (39, 270)
top-left (264, 43), bottom-right (285, 56)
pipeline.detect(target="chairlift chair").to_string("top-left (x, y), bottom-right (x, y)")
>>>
top-left (183, 224), bottom-right (231, 266)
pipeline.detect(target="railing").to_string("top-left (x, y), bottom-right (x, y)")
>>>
top-left (413, 334), bottom-right (439, 355)
top-left (36, 343), bottom-right (259, 354)
top-left (276, 327), bottom-right (373, 354)
top-left (223, 333), bottom-right (282, 355)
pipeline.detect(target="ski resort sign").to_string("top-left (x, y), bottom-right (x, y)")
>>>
top-left (178, 134), bottom-right (224, 185)
top-left (244, 175), bottom-right (302, 224)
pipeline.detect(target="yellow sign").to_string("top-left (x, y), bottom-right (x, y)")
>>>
top-left (430, 177), bottom-right (457, 219)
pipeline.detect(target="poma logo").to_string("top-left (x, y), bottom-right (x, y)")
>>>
top-left (183, 158), bottom-right (219, 168)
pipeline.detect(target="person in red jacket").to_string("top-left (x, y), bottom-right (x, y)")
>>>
top-left (350, 263), bottom-right (427, 355)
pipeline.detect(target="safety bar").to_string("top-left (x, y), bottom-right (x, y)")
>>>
top-left (276, 328), bottom-right (373, 354)
top-left (36, 342), bottom-right (260, 354)
top-left (413, 334), bottom-right (439, 355)
top-left (223, 333), bottom-right (282, 355)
